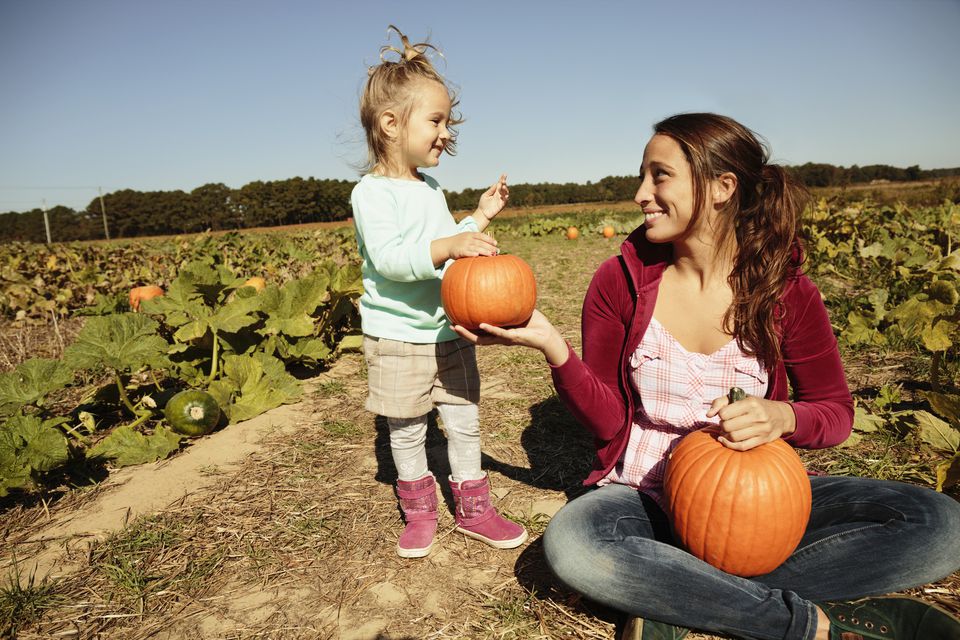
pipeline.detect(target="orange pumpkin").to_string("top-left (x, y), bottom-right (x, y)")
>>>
top-left (602, 225), bottom-right (616, 238)
top-left (441, 254), bottom-right (537, 330)
top-left (129, 285), bottom-right (164, 311)
top-left (566, 226), bottom-right (580, 240)
top-left (663, 428), bottom-right (812, 577)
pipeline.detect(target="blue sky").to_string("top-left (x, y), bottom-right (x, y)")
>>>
top-left (1, 0), bottom-right (958, 213)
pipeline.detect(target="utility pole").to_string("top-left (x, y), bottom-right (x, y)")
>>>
top-left (42, 198), bottom-right (52, 244)
top-left (98, 187), bottom-right (110, 240)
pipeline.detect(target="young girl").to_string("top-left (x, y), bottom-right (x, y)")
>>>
top-left (455, 113), bottom-right (960, 639)
top-left (351, 26), bottom-right (527, 559)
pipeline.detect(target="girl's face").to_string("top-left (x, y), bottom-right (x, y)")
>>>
top-left (397, 80), bottom-right (453, 175)
top-left (634, 134), bottom-right (701, 244)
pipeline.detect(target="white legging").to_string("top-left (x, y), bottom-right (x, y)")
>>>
top-left (388, 403), bottom-right (483, 482)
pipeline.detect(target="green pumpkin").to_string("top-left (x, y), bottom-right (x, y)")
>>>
top-left (164, 389), bottom-right (221, 437)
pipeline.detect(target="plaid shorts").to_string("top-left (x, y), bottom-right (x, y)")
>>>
top-left (362, 335), bottom-right (480, 419)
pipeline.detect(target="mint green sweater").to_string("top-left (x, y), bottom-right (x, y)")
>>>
top-left (350, 173), bottom-right (478, 343)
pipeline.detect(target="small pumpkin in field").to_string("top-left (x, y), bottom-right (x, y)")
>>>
top-left (164, 389), bottom-right (221, 437)
top-left (441, 254), bottom-right (537, 330)
top-left (129, 285), bottom-right (164, 311)
top-left (602, 225), bottom-right (616, 238)
top-left (566, 226), bottom-right (579, 240)
top-left (242, 276), bottom-right (266, 292)
top-left (663, 388), bottom-right (812, 577)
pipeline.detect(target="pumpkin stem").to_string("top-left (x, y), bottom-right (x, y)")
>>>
top-left (115, 373), bottom-right (139, 416)
top-left (206, 329), bottom-right (220, 386)
top-left (127, 409), bottom-right (154, 431)
top-left (189, 406), bottom-right (206, 421)
top-left (728, 387), bottom-right (746, 404)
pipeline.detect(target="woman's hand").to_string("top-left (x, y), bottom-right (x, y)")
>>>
top-left (706, 393), bottom-right (796, 451)
top-left (472, 174), bottom-right (509, 227)
top-left (452, 309), bottom-right (569, 366)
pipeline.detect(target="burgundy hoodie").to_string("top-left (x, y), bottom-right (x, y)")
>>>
top-left (549, 228), bottom-right (854, 486)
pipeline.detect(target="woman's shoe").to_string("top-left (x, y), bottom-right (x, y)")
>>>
top-left (821, 596), bottom-right (960, 639)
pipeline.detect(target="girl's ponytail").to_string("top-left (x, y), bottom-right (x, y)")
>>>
top-left (358, 26), bottom-right (462, 175)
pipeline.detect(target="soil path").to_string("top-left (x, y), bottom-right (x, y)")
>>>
top-left (3, 385), bottom-right (312, 585)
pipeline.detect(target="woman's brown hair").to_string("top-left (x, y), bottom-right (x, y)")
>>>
top-left (654, 113), bottom-right (809, 368)
top-left (359, 26), bottom-right (462, 175)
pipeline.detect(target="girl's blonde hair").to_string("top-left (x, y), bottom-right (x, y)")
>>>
top-left (359, 25), bottom-right (462, 175)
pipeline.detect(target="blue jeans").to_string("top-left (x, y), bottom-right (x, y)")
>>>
top-left (542, 477), bottom-right (960, 640)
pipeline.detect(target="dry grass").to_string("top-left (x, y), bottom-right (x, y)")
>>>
top-left (0, 313), bottom-right (84, 373)
top-left (2, 232), bottom-right (959, 639)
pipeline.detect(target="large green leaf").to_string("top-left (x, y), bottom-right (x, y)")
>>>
top-left (140, 272), bottom-right (206, 328)
top-left (89, 424), bottom-right (182, 467)
top-left (150, 270), bottom-right (262, 344)
top-left (336, 334), bottom-right (364, 352)
top-left (330, 263), bottom-right (363, 297)
top-left (937, 251), bottom-right (960, 272)
top-left (0, 358), bottom-right (74, 416)
top-left (259, 274), bottom-right (332, 338)
top-left (936, 453), bottom-right (960, 491)
top-left (909, 410), bottom-right (960, 452)
top-left (212, 353), bottom-right (302, 423)
top-left (64, 313), bottom-right (172, 374)
top-left (853, 406), bottom-right (885, 433)
top-left (888, 295), bottom-right (953, 339)
top-left (842, 312), bottom-right (886, 346)
top-left (277, 336), bottom-right (333, 363)
top-left (0, 414), bottom-right (70, 496)
top-left (923, 391), bottom-right (960, 427)
top-left (867, 289), bottom-right (889, 321)
top-left (208, 293), bottom-right (261, 334)
top-left (921, 319), bottom-right (955, 352)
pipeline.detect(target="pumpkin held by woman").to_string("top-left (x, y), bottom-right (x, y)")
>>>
top-left (663, 405), bottom-right (812, 577)
top-left (441, 254), bottom-right (537, 331)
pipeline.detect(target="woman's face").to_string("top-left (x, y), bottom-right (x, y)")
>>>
top-left (634, 134), bottom-right (700, 244)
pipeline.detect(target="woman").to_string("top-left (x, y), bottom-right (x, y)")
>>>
top-left (454, 113), bottom-right (960, 640)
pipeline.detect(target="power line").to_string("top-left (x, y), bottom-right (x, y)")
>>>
top-left (0, 186), bottom-right (101, 190)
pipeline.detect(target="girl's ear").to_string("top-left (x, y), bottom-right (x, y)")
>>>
top-left (379, 110), bottom-right (399, 140)
top-left (712, 172), bottom-right (738, 206)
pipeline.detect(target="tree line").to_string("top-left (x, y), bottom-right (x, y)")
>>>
top-left (2, 164), bottom-right (958, 244)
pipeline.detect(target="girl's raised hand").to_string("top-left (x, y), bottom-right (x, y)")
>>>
top-left (452, 310), bottom-right (569, 366)
top-left (705, 393), bottom-right (797, 451)
top-left (475, 174), bottom-right (509, 222)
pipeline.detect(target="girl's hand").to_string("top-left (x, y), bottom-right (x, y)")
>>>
top-left (452, 309), bottom-right (569, 365)
top-left (433, 232), bottom-right (498, 264)
top-left (706, 393), bottom-right (796, 451)
top-left (475, 174), bottom-right (509, 222)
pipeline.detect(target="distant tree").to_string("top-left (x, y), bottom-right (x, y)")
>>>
top-left (190, 183), bottom-right (235, 231)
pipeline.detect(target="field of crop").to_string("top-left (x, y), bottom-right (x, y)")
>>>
top-left (1, 193), bottom-right (959, 639)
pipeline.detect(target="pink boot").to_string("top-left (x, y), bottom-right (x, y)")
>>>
top-left (449, 475), bottom-right (528, 549)
top-left (395, 475), bottom-right (438, 558)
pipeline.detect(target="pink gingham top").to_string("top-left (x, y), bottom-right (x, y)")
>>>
top-left (600, 316), bottom-right (769, 506)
